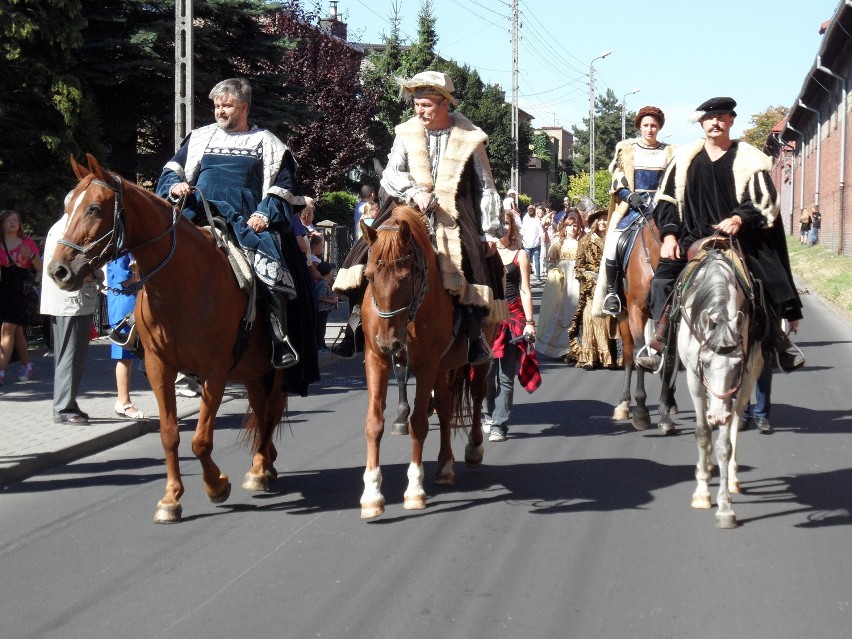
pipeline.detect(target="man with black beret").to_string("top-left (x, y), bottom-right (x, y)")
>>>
top-left (636, 97), bottom-right (804, 372)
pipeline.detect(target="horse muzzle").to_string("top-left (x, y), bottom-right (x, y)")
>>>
top-left (48, 257), bottom-right (88, 292)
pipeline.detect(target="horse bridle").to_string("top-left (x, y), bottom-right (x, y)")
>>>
top-left (369, 224), bottom-right (429, 324)
top-left (57, 175), bottom-right (181, 294)
top-left (678, 252), bottom-right (748, 399)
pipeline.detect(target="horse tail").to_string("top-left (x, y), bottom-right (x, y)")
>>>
top-left (445, 364), bottom-right (474, 431)
top-left (238, 370), bottom-right (288, 451)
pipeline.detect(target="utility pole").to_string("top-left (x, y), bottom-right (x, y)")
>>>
top-left (510, 0), bottom-right (519, 192)
top-left (175, 0), bottom-right (194, 150)
top-left (588, 50), bottom-right (611, 199)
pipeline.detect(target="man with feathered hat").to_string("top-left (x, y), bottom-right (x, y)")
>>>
top-left (333, 70), bottom-right (506, 365)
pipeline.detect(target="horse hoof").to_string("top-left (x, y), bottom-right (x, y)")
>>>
top-left (716, 512), bottom-right (737, 529)
top-left (242, 471), bottom-right (269, 492)
top-left (389, 421), bottom-right (409, 436)
top-left (632, 416), bottom-right (651, 431)
top-left (691, 495), bottom-right (712, 509)
top-left (361, 500), bottom-right (385, 519)
top-left (613, 403), bottom-right (629, 421)
top-left (658, 422), bottom-right (675, 436)
top-left (728, 480), bottom-right (741, 494)
top-left (465, 442), bottom-right (484, 468)
top-left (206, 478), bottom-right (232, 504)
top-left (434, 474), bottom-right (455, 486)
top-left (403, 494), bottom-right (427, 510)
top-left (154, 500), bottom-right (182, 524)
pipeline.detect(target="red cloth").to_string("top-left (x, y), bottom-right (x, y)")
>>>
top-left (490, 297), bottom-right (541, 393)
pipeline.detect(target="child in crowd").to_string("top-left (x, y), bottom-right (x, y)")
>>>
top-left (314, 262), bottom-right (339, 352)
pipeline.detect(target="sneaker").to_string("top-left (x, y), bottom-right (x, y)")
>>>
top-left (488, 427), bottom-right (506, 442)
top-left (18, 363), bottom-right (33, 381)
top-left (176, 386), bottom-right (199, 398)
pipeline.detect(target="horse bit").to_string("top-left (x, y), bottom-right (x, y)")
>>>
top-left (57, 175), bottom-right (181, 294)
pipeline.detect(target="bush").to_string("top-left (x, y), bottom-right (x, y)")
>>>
top-left (518, 193), bottom-right (532, 211)
top-left (317, 191), bottom-right (357, 228)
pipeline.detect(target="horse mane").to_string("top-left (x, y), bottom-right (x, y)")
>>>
top-left (689, 255), bottom-right (740, 352)
top-left (371, 206), bottom-right (431, 266)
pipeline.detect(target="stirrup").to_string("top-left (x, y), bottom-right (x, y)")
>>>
top-left (635, 343), bottom-right (664, 374)
top-left (272, 335), bottom-right (300, 369)
top-left (109, 314), bottom-right (138, 349)
top-left (602, 292), bottom-right (622, 317)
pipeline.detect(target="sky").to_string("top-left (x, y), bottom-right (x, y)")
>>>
top-left (336, 0), bottom-right (841, 145)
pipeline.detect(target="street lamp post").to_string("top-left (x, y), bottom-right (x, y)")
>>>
top-left (589, 50), bottom-right (612, 199)
top-left (621, 88), bottom-right (640, 141)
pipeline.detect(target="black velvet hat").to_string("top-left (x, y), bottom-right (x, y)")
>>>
top-left (690, 97), bottom-right (737, 122)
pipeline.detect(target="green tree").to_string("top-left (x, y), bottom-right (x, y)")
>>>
top-left (742, 105), bottom-right (788, 149)
top-left (0, 0), bottom-right (92, 225)
top-left (571, 88), bottom-right (623, 175)
top-left (567, 169), bottom-right (609, 208)
top-left (400, 0), bottom-right (438, 78)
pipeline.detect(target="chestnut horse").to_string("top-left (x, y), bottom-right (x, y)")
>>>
top-left (49, 155), bottom-right (286, 523)
top-left (613, 216), bottom-right (678, 434)
top-left (359, 206), bottom-right (493, 519)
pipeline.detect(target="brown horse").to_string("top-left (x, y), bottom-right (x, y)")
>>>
top-left (358, 206), bottom-right (492, 519)
top-left (49, 154), bottom-right (286, 523)
top-left (613, 216), bottom-right (678, 434)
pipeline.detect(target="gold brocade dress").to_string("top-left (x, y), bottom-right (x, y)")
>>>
top-left (535, 237), bottom-right (579, 358)
top-left (569, 232), bottom-right (617, 368)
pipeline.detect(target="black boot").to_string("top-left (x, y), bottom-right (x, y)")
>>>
top-left (265, 291), bottom-right (299, 369)
top-left (635, 304), bottom-right (670, 370)
top-left (602, 258), bottom-right (622, 316)
top-left (332, 304), bottom-right (362, 358)
top-left (463, 305), bottom-right (492, 366)
top-left (766, 314), bottom-right (805, 372)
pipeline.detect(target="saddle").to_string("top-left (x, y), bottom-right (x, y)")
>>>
top-left (674, 235), bottom-right (768, 342)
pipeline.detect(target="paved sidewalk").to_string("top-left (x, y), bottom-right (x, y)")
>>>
top-left (0, 307), bottom-right (351, 487)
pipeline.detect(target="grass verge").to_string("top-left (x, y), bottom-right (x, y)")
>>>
top-left (786, 235), bottom-right (852, 318)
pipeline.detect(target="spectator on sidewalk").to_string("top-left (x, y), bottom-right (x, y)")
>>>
top-left (0, 209), bottom-right (42, 386)
top-left (799, 208), bottom-right (811, 245)
top-left (106, 254), bottom-right (147, 420)
top-left (353, 185), bottom-right (376, 240)
top-left (314, 262), bottom-right (338, 352)
top-left (809, 205), bottom-right (821, 246)
top-left (41, 194), bottom-right (101, 425)
top-left (521, 204), bottom-right (543, 281)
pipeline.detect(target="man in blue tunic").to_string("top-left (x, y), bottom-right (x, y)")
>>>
top-left (157, 78), bottom-right (310, 373)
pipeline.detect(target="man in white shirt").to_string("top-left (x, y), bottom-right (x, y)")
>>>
top-left (521, 205), bottom-right (543, 280)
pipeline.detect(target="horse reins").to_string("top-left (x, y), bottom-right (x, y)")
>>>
top-left (58, 175), bottom-right (181, 294)
top-left (678, 251), bottom-right (749, 399)
top-left (370, 224), bottom-right (429, 324)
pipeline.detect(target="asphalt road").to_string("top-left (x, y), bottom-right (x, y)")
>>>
top-left (1, 287), bottom-right (850, 639)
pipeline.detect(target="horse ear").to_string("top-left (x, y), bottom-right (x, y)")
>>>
top-left (70, 154), bottom-right (87, 180)
top-left (362, 219), bottom-right (378, 245)
top-left (699, 309), bottom-right (713, 332)
top-left (85, 153), bottom-right (110, 181)
top-left (398, 220), bottom-right (411, 244)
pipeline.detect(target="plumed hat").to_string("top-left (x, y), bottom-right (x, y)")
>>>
top-left (395, 70), bottom-right (459, 106)
top-left (689, 97), bottom-right (737, 123)
top-left (634, 105), bottom-right (665, 129)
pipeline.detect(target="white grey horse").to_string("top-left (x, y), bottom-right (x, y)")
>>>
top-left (677, 249), bottom-right (763, 529)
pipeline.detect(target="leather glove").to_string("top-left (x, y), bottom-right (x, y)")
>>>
top-left (627, 191), bottom-right (646, 210)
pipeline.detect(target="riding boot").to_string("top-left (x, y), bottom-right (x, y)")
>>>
top-left (765, 312), bottom-right (805, 372)
top-left (332, 304), bottom-right (362, 358)
top-left (635, 304), bottom-right (670, 370)
top-left (463, 304), bottom-right (492, 366)
top-left (265, 291), bottom-right (299, 369)
top-left (602, 258), bottom-right (622, 316)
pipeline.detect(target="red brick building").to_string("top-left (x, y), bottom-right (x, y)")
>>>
top-left (768, 2), bottom-right (852, 256)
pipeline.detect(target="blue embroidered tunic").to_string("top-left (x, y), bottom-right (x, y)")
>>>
top-left (156, 124), bottom-right (306, 298)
